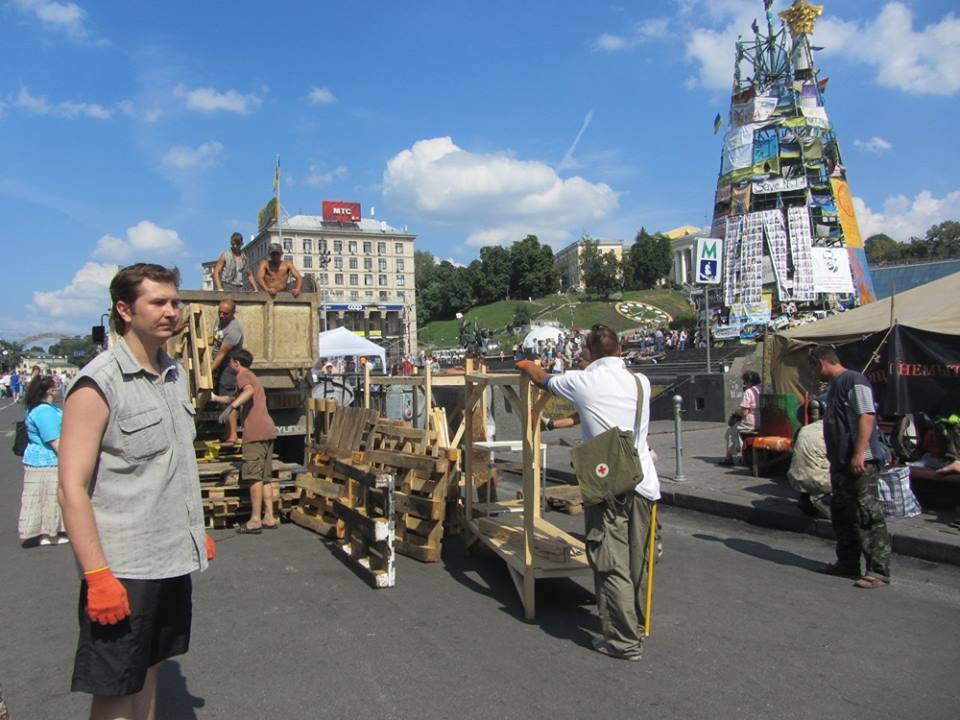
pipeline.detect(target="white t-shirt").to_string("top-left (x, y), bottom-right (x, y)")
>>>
top-left (545, 356), bottom-right (660, 501)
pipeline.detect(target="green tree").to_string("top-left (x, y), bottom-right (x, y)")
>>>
top-left (48, 335), bottom-right (99, 368)
top-left (580, 237), bottom-right (622, 298)
top-left (418, 262), bottom-right (475, 324)
top-left (414, 249), bottom-right (438, 295)
top-left (924, 221), bottom-right (960, 259)
top-left (473, 245), bottom-right (512, 304)
top-left (509, 235), bottom-right (559, 299)
top-left (624, 228), bottom-right (672, 289)
top-left (865, 233), bottom-right (900, 264)
top-left (511, 304), bottom-right (531, 327)
top-left (0, 339), bottom-right (24, 372)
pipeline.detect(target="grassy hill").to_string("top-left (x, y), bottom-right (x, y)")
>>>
top-left (419, 289), bottom-right (694, 348)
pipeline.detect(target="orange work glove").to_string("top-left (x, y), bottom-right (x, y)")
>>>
top-left (515, 359), bottom-right (536, 372)
top-left (84, 566), bottom-right (131, 625)
top-left (205, 533), bottom-right (216, 561)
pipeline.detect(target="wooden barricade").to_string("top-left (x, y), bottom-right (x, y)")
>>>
top-left (332, 468), bottom-right (395, 588)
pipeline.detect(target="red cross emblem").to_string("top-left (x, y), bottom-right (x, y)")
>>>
top-left (595, 463), bottom-right (609, 478)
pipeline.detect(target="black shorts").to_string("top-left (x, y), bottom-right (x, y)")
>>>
top-left (71, 575), bottom-right (192, 696)
top-left (217, 365), bottom-right (238, 395)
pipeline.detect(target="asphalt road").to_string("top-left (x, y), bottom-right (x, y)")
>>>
top-left (1, 400), bottom-right (958, 720)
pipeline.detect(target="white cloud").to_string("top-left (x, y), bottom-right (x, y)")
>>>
top-left (173, 84), bottom-right (262, 114)
top-left (304, 163), bottom-right (348, 186)
top-left (13, 86), bottom-right (112, 119)
top-left (679, 1), bottom-right (960, 95)
top-left (12, 0), bottom-right (100, 41)
top-left (382, 136), bottom-right (619, 249)
top-left (162, 140), bottom-right (224, 169)
top-left (853, 136), bottom-right (893, 154)
top-left (92, 220), bottom-right (184, 261)
top-left (854, 189), bottom-right (960, 241)
top-left (595, 18), bottom-right (670, 52)
top-left (308, 86), bottom-right (337, 105)
top-left (32, 262), bottom-right (118, 318)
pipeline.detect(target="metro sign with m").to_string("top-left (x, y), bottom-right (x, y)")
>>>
top-left (695, 237), bottom-right (723, 285)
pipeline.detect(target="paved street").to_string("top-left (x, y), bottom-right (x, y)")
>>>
top-left (2, 399), bottom-right (959, 720)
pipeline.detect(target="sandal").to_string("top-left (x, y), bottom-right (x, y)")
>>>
top-left (236, 524), bottom-right (262, 535)
top-left (853, 575), bottom-right (889, 589)
top-left (261, 522), bottom-right (280, 530)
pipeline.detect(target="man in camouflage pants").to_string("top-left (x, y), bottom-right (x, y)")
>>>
top-left (809, 345), bottom-right (891, 589)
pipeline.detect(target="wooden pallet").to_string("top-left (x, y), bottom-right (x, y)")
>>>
top-left (544, 485), bottom-right (583, 515)
top-left (291, 465), bottom-right (349, 538)
top-left (313, 406), bottom-right (379, 458)
top-left (331, 468), bottom-right (395, 588)
top-left (198, 455), bottom-right (300, 529)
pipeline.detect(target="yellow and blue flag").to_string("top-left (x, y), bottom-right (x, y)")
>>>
top-left (713, 113), bottom-right (723, 134)
top-left (273, 155), bottom-right (280, 192)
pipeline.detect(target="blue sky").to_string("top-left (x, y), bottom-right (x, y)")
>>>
top-left (2, 0), bottom-right (958, 338)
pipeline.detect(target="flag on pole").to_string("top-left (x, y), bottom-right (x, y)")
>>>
top-left (273, 155), bottom-right (280, 192)
top-left (817, 77), bottom-right (830, 94)
top-left (713, 113), bottom-right (723, 134)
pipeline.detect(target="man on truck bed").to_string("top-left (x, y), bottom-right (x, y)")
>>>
top-left (257, 241), bottom-right (303, 297)
top-left (211, 299), bottom-right (244, 444)
top-left (213, 232), bottom-right (258, 292)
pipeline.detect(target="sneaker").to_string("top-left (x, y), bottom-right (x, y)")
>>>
top-left (38, 537), bottom-right (53, 546)
top-left (591, 636), bottom-right (642, 661)
top-left (54, 536), bottom-right (71, 545)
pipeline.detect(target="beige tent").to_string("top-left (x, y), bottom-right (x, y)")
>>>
top-left (771, 272), bottom-right (960, 413)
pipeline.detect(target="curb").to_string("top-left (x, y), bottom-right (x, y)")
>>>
top-left (539, 465), bottom-right (960, 568)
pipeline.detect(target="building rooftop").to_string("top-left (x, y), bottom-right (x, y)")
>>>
top-left (556, 237), bottom-right (623, 255)
top-left (267, 215), bottom-right (413, 236)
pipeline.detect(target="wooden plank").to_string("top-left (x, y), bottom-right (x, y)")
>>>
top-left (362, 449), bottom-right (448, 474)
top-left (394, 491), bottom-right (444, 520)
top-left (290, 506), bottom-right (343, 538)
top-left (296, 474), bottom-right (345, 499)
top-left (332, 499), bottom-right (392, 543)
top-left (395, 539), bottom-right (441, 563)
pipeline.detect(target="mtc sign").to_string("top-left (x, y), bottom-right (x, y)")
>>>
top-left (695, 237), bottom-right (723, 285)
top-left (322, 200), bottom-right (361, 223)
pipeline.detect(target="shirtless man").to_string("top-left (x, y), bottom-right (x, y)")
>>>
top-left (256, 242), bottom-right (302, 297)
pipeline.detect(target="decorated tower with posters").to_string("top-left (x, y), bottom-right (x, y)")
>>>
top-left (710, 0), bottom-right (876, 331)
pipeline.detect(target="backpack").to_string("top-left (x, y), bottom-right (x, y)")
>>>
top-left (12, 420), bottom-right (27, 456)
top-left (569, 375), bottom-right (645, 506)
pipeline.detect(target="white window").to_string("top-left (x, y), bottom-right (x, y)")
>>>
top-left (363, 241), bottom-right (372, 254)
top-left (350, 274), bottom-right (358, 286)
top-left (396, 259), bottom-right (405, 272)
top-left (349, 257), bottom-right (358, 269)
top-left (378, 258), bottom-right (388, 271)
top-left (377, 241), bottom-right (386, 254)
top-left (396, 274), bottom-right (405, 286)
top-left (363, 257), bottom-right (373, 270)
top-left (364, 274), bottom-right (373, 286)
top-left (303, 255), bottom-right (313, 268)
top-left (319, 273), bottom-right (329, 284)
top-left (334, 240), bottom-right (343, 253)
top-left (334, 257), bottom-right (343, 270)
top-left (283, 238), bottom-right (293, 251)
top-left (348, 241), bottom-right (357, 253)
top-left (365, 291), bottom-right (374, 298)
top-left (394, 242), bottom-right (403, 254)
top-left (350, 290), bottom-right (359, 300)
top-left (303, 239), bottom-right (312, 253)
top-left (319, 238), bottom-right (327, 252)
top-left (379, 274), bottom-right (387, 286)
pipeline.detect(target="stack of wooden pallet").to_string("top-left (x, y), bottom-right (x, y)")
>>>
top-left (195, 442), bottom-right (300, 528)
top-left (295, 404), bottom-right (458, 564)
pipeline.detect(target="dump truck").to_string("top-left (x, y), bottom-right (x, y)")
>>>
top-left (166, 290), bottom-right (319, 463)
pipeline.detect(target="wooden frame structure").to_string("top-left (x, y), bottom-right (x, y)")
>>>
top-left (462, 372), bottom-right (590, 620)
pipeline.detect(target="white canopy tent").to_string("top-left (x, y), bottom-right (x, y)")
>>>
top-left (521, 325), bottom-right (565, 350)
top-left (317, 326), bottom-right (386, 370)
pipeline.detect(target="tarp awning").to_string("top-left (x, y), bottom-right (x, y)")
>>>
top-left (317, 326), bottom-right (386, 370)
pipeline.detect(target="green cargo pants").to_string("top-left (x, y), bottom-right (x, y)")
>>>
top-left (830, 462), bottom-right (891, 581)
top-left (584, 492), bottom-right (652, 655)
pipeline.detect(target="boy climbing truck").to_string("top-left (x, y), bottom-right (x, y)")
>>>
top-left (167, 290), bottom-right (319, 463)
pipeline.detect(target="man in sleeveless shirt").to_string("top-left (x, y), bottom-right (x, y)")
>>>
top-left (257, 241), bottom-right (303, 297)
top-left (213, 232), bottom-right (258, 292)
top-left (58, 263), bottom-right (214, 719)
